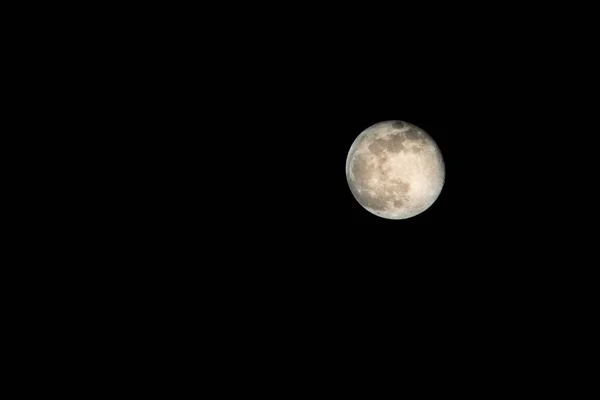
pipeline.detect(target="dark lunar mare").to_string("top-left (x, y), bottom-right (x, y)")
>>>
top-left (349, 152), bottom-right (411, 212)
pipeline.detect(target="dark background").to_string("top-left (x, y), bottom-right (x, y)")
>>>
top-left (11, 4), bottom-right (597, 380)
top-left (103, 13), bottom-right (587, 325)
top-left (91, 6), bottom-right (597, 284)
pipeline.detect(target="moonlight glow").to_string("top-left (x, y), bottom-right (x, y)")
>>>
top-left (346, 120), bottom-right (445, 219)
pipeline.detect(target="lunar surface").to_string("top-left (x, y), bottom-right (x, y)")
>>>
top-left (346, 120), bottom-right (445, 219)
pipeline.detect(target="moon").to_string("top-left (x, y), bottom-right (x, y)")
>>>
top-left (346, 120), bottom-right (445, 219)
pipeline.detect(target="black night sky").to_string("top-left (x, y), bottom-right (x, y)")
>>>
top-left (41, 4), bottom-right (596, 376)
top-left (65, 3), bottom-right (594, 337)
top-left (146, 9), bottom-right (596, 281)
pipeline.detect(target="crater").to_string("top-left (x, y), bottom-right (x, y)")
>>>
top-left (405, 128), bottom-right (425, 141)
top-left (368, 139), bottom-right (386, 155)
top-left (362, 194), bottom-right (389, 211)
top-left (387, 134), bottom-right (406, 152)
top-left (392, 121), bottom-right (406, 129)
top-left (377, 166), bottom-right (389, 179)
top-left (351, 154), bottom-right (372, 187)
top-left (349, 155), bottom-right (414, 213)
top-left (391, 179), bottom-right (410, 194)
top-left (349, 183), bottom-right (388, 211)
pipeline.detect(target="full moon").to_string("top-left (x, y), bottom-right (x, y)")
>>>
top-left (346, 120), bottom-right (445, 219)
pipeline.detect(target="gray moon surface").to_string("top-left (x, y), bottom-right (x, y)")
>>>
top-left (346, 120), bottom-right (445, 219)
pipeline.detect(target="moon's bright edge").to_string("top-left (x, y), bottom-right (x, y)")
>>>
top-left (346, 120), bottom-right (445, 219)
